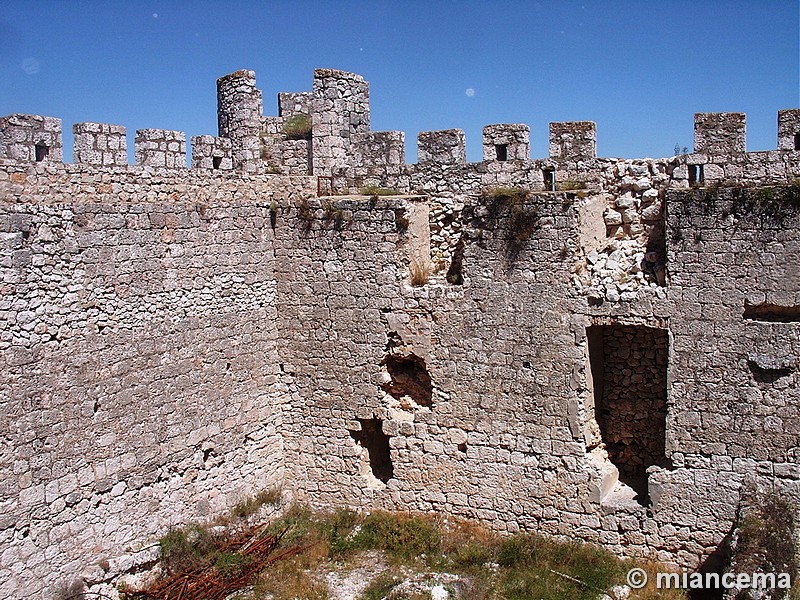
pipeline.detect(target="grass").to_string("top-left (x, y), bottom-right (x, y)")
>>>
top-left (409, 259), bottom-right (431, 286)
top-left (555, 179), bottom-right (588, 191)
top-left (133, 504), bottom-right (688, 600)
top-left (734, 488), bottom-right (798, 578)
top-left (159, 522), bottom-right (222, 575)
top-left (360, 184), bottom-right (401, 196)
top-left (261, 508), bottom-right (686, 599)
top-left (231, 487), bottom-right (282, 520)
top-left (282, 113), bottom-right (312, 140)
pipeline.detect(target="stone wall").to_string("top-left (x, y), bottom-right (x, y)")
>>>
top-left (133, 129), bottom-right (186, 169)
top-left (73, 123), bottom-right (127, 167)
top-left (694, 112), bottom-right (746, 156)
top-left (190, 135), bottom-right (233, 171)
top-left (0, 164), bottom-right (315, 599)
top-left (482, 124), bottom-right (530, 161)
top-left (311, 69), bottom-right (370, 176)
top-left (778, 109), bottom-right (800, 151)
top-left (549, 121), bottom-right (597, 162)
top-left (418, 129), bottom-right (466, 164)
top-left (0, 115), bottom-right (63, 164)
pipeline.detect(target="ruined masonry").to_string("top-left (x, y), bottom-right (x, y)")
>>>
top-left (1, 68), bottom-right (799, 599)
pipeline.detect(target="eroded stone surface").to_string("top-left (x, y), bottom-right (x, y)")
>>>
top-left (1, 67), bottom-right (800, 599)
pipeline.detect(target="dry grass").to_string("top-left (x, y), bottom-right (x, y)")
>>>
top-left (282, 114), bottom-right (312, 140)
top-left (128, 504), bottom-right (691, 600)
top-left (409, 259), bottom-right (431, 286)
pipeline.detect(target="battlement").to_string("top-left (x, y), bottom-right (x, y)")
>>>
top-left (2, 66), bottom-right (800, 600)
top-left (1, 69), bottom-right (798, 182)
top-left (482, 124), bottom-right (530, 161)
top-left (0, 114), bottom-right (62, 163)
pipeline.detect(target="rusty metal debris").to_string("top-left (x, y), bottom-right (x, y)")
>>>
top-left (129, 525), bottom-right (303, 600)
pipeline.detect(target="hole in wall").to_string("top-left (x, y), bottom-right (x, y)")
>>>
top-left (743, 302), bottom-right (800, 323)
top-left (689, 164), bottom-right (705, 186)
top-left (746, 352), bottom-right (797, 383)
top-left (35, 144), bottom-right (49, 162)
top-left (457, 443), bottom-right (467, 453)
top-left (586, 324), bottom-right (669, 505)
top-left (747, 361), bottom-right (793, 383)
top-left (381, 353), bottom-right (433, 407)
top-left (212, 156), bottom-right (222, 169)
top-left (495, 143), bottom-right (508, 161)
top-left (349, 418), bottom-right (393, 483)
top-left (794, 133), bottom-right (800, 151)
top-left (543, 168), bottom-right (555, 191)
top-left (445, 237), bottom-right (465, 285)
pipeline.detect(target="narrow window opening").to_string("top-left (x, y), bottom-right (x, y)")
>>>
top-left (35, 144), bottom-right (49, 162)
top-left (794, 133), bottom-right (800, 151)
top-left (586, 324), bottom-right (669, 505)
top-left (688, 164), bottom-right (704, 186)
top-left (543, 169), bottom-right (555, 192)
top-left (212, 156), bottom-right (222, 169)
top-left (445, 237), bottom-right (465, 286)
top-left (495, 143), bottom-right (508, 161)
top-left (349, 418), bottom-right (393, 483)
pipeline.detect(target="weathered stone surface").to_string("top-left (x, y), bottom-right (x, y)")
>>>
top-left (73, 123), bottom-right (127, 167)
top-left (0, 67), bottom-right (800, 600)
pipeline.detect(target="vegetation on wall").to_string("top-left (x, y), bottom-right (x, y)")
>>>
top-left (730, 488), bottom-right (798, 584)
top-left (359, 184), bottom-right (401, 196)
top-left (282, 114), bottom-right (312, 140)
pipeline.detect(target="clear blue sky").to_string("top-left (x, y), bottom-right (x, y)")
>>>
top-left (1, 1), bottom-right (798, 162)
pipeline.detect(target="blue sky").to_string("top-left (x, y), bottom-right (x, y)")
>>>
top-left (1, 1), bottom-right (798, 162)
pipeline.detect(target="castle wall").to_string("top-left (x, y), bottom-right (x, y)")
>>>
top-left (272, 193), bottom-right (599, 541)
top-left (0, 164), bottom-right (315, 599)
top-left (217, 70), bottom-right (264, 173)
top-left (667, 186), bottom-right (800, 462)
top-left (1, 65), bottom-right (800, 598)
top-left (265, 185), bottom-right (800, 571)
top-left (73, 123), bottom-right (127, 167)
top-left (311, 69), bottom-right (370, 176)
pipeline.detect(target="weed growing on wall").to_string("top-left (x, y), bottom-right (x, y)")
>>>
top-left (359, 184), bottom-right (400, 196)
top-left (282, 114), bottom-right (312, 140)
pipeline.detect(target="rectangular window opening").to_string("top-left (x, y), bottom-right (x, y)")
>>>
top-left (212, 156), bottom-right (222, 169)
top-left (35, 144), bottom-right (49, 162)
top-left (794, 133), bottom-right (800, 151)
top-left (543, 168), bottom-right (555, 192)
top-left (495, 143), bottom-right (508, 161)
top-left (586, 324), bottom-right (669, 506)
top-left (688, 164), bottom-right (704, 186)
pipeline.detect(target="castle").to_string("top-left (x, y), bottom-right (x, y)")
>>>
top-left (1, 68), bottom-right (799, 598)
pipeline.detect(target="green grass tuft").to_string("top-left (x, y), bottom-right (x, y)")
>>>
top-left (283, 113), bottom-right (312, 140)
top-left (359, 184), bottom-right (401, 196)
